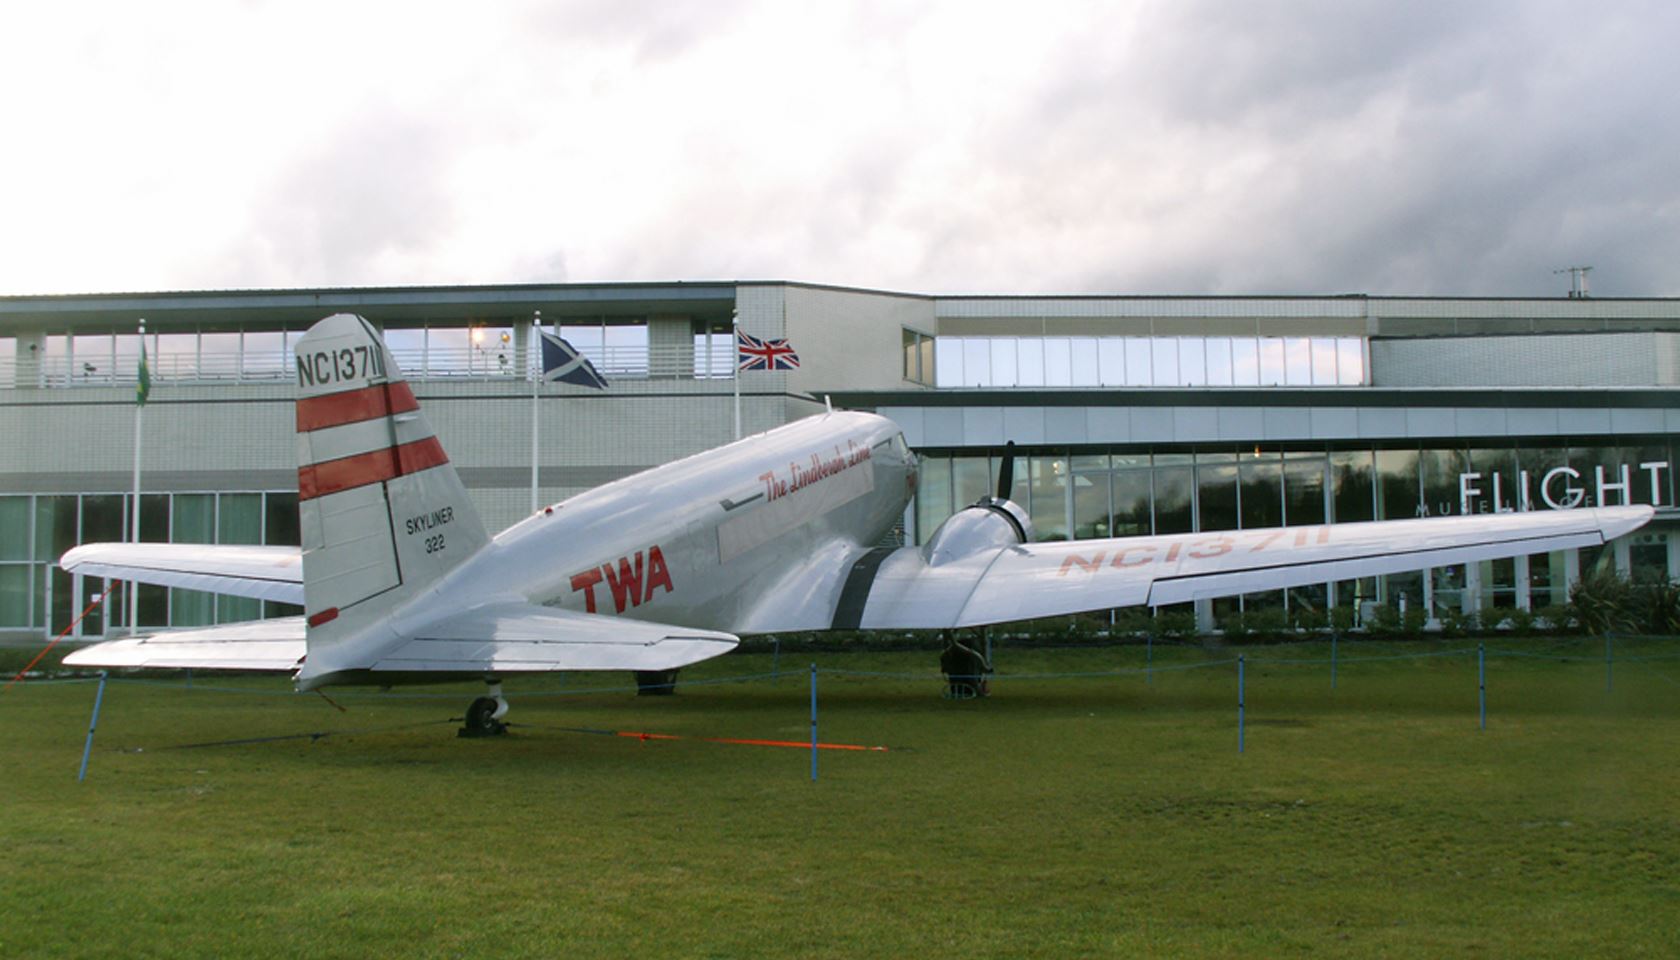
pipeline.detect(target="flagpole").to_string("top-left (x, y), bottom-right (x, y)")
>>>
top-left (530, 310), bottom-right (541, 514)
top-left (129, 318), bottom-right (145, 637)
top-left (732, 308), bottom-right (741, 441)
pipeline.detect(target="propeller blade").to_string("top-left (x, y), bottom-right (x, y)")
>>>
top-left (995, 441), bottom-right (1016, 500)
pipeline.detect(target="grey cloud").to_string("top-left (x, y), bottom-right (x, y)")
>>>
top-left (963, 1), bottom-right (1680, 296)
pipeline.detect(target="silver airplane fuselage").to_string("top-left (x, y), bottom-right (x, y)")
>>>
top-left (305, 411), bottom-right (914, 683)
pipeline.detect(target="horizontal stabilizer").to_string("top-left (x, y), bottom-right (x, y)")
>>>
top-left (372, 603), bottom-right (739, 674)
top-left (60, 543), bottom-right (304, 605)
top-left (61, 617), bottom-right (306, 671)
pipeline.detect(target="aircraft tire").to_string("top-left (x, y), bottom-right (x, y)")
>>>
top-left (460, 696), bottom-right (507, 738)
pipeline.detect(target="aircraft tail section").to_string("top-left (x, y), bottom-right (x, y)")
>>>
top-left (293, 314), bottom-right (489, 661)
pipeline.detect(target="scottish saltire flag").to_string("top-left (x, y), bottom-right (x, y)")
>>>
top-left (539, 330), bottom-right (609, 389)
top-left (736, 330), bottom-right (800, 371)
top-left (137, 337), bottom-right (151, 406)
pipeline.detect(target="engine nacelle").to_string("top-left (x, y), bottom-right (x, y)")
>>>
top-left (920, 498), bottom-right (1034, 567)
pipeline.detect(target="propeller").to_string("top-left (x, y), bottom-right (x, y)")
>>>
top-left (995, 441), bottom-right (1017, 501)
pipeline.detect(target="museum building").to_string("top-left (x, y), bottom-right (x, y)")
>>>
top-left (3, 282), bottom-right (1678, 639)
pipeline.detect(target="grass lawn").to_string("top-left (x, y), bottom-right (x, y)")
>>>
top-left (4, 638), bottom-right (1678, 958)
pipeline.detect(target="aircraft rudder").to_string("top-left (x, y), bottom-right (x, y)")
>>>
top-left (292, 314), bottom-right (489, 650)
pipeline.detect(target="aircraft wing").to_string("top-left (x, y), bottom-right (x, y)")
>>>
top-left (845, 505), bottom-right (1654, 630)
top-left (61, 617), bottom-right (307, 671)
top-left (61, 604), bottom-right (737, 677)
top-left (60, 543), bottom-right (304, 605)
top-left (371, 602), bottom-right (740, 674)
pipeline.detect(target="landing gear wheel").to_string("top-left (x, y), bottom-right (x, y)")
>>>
top-left (635, 669), bottom-right (679, 696)
top-left (459, 696), bottom-right (507, 738)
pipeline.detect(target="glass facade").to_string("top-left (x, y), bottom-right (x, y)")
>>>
top-left (913, 437), bottom-right (1678, 619)
top-left (934, 336), bottom-right (1367, 389)
top-left (0, 491), bottom-right (302, 638)
top-left (8, 318), bottom-right (739, 386)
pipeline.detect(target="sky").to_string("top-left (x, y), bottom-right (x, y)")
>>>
top-left (2, 0), bottom-right (1676, 298)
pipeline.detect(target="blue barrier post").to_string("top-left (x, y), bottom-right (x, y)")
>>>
top-left (1237, 655), bottom-right (1246, 754)
top-left (809, 664), bottom-right (818, 782)
top-left (78, 671), bottom-right (109, 783)
top-left (1605, 635), bottom-right (1613, 695)
top-left (1478, 643), bottom-right (1486, 730)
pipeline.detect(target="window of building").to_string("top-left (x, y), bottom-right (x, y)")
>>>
top-left (1153, 459), bottom-right (1195, 534)
top-left (382, 328), bottom-right (426, 374)
top-left (694, 330), bottom-right (734, 379)
top-left (1284, 455), bottom-right (1327, 526)
top-left (1284, 338), bottom-right (1312, 385)
top-left (157, 332), bottom-right (195, 380)
top-left (72, 334), bottom-right (114, 382)
top-left (1375, 449), bottom-right (1420, 519)
top-left (1124, 338), bottom-right (1152, 386)
top-left (1197, 455), bottom-right (1239, 532)
top-left (991, 338), bottom-right (1020, 387)
top-left (1310, 338), bottom-right (1339, 385)
top-left (931, 335), bottom-right (1369, 388)
top-left (1071, 338), bottom-right (1100, 387)
top-left (1071, 468), bottom-right (1110, 539)
top-left (1151, 338), bottom-right (1179, 387)
top-left (902, 329), bottom-right (934, 385)
top-left (1097, 338), bottom-right (1125, 386)
top-left (1179, 338), bottom-right (1207, 387)
top-left (1230, 338), bottom-right (1259, 386)
top-left (1237, 454), bottom-right (1283, 529)
top-left (241, 331), bottom-right (286, 378)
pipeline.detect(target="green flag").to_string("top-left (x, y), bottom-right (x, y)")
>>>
top-left (137, 337), bottom-right (150, 406)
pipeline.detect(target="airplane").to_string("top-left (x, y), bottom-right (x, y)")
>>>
top-left (62, 313), bottom-right (1655, 736)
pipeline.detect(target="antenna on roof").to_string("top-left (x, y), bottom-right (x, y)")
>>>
top-left (1554, 266), bottom-right (1593, 298)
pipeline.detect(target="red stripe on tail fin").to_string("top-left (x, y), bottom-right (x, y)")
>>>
top-left (297, 437), bottom-right (449, 501)
top-left (296, 382), bottom-right (420, 433)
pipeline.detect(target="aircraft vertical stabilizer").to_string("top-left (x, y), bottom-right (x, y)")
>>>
top-left (293, 314), bottom-right (490, 665)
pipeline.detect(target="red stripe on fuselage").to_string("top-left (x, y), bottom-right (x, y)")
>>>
top-left (295, 381), bottom-right (420, 433)
top-left (297, 437), bottom-right (449, 501)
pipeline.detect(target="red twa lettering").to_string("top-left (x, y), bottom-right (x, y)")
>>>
top-left (570, 568), bottom-right (604, 613)
top-left (644, 545), bottom-right (674, 600)
top-left (605, 554), bottom-right (645, 612)
top-left (1057, 552), bottom-right (1108, 576)
top-left (573, 544), bottom-right (677, 614)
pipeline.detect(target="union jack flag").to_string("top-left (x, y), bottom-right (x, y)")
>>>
top-left (736, 330), bottom-right (800, 371)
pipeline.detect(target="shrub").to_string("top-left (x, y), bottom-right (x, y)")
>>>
top-left (1633, 580), bottom-right (1680, 635)
top-left (1535, 603), bottom-right (1572, 633)
top-left (1569, 569), bottom-right (1636, 635)
top-left (1220, 611), bottom-right (1251, 640)
top-left (1246, 607), bottom-right (1290, 639)
top-left (1329, 606), bottom-right (1357, 634)
top-left (1113, 608), bottom-right (1153, 639)
top-left (1367, 604), bottom-right (1401, 635)
top-left (1401, 606), bottom-right (1429, 635)
top-left (1293, 607), bottom-right (1329, 633)
top-left (1152, 610), bottom-right (1198, 639)
top-left (1439, 608), bottom-right (1481, 638)
top-left (1504, 607), bottom-right (1536, 635)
